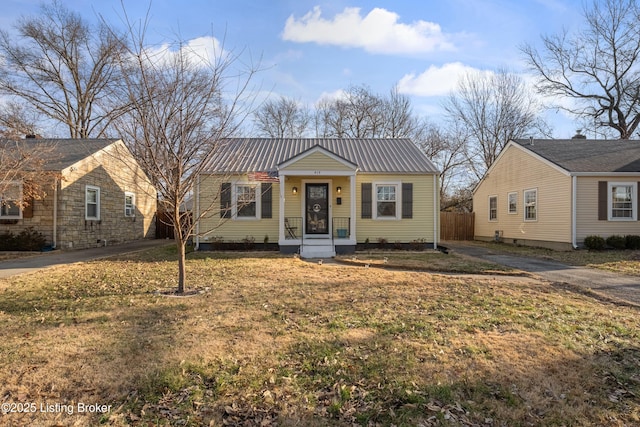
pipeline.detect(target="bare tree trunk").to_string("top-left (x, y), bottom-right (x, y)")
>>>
top-left (176, 237), bottom-right (187, 294)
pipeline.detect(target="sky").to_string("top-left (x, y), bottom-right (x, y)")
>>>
top-left (0, 0), bottom-right (591, 138)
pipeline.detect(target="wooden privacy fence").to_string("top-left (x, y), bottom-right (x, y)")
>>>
top-left (440, 212), bottom-right (475, 241)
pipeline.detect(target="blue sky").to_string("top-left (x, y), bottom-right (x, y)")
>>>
top-left (1, 0), bottom-right (589, 137)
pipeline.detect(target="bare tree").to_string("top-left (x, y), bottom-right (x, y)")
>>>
top-left (0, 0), bottom-right (128, 138)
top-left (253, 95), bottom-right (311, 137)
top-left (314, 84), bottom-right (385, 138)
top-left (521, 0), bottom-right (640, 139)
top-left (418, 123), bottom-right (468, 199)
top-left (0, 101), bottom-right (40, 139)
top-left (0, 139), bottom-right (59, 211)
top-left (109, 14), bottom-right (258, 294)
top-left (444, 69), bottom-right (548, 179)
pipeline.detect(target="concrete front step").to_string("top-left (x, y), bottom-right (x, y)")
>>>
top-left (300, 240), bottom-right (335, 258)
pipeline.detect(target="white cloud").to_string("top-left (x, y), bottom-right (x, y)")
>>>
top-left (397, 62), bottom-right (490, 97)
top-left (316, 89), bottom-right (347, 104)
top-left (145, 36), bottom-right (227, 67)
top-left (282, 6), bottom-right (456, 55)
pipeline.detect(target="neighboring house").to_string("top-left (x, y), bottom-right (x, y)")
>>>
top-left (196, 138), bottom-right (440, 257)
top-left (0, 138), bottom-right (157, 249)
top-left (473, 137), bottom-right (640, 250)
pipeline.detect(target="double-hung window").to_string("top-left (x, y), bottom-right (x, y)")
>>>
top-left (609, 182), bottom-right (637, 220)
top-left (235, 184), bottom-right (257, 218)
top-left (86, 185), bottom-right (100, 220)
top-left (124, 192), bottom-right (136, 217)
top-left (489, 196), bottom-right (498, 221)
top-left (0, 182), bottom-right (22, 219)
top-left (508, 192), bottom-right (517, 214)
top-left (524, 188), bottom-right (537, 221)
top-left (375, 184), bottom-right (398, 219)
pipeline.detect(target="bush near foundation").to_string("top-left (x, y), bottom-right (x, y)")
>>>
top-left (583, 235), bottom-right (606, 251)
top-left (0, 227), bottom-right (47, 251)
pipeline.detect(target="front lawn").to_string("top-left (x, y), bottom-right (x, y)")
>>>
top-left (0, 248), bottom-right (638, 426)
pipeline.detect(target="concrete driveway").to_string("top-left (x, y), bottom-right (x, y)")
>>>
top-left (443, 241), bottom-right (640, 307)
top-left (0, 239), bottom-right (172, 279)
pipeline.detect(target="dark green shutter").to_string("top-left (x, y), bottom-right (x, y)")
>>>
top-left (261, 183), bottom-right (272, 219)
top-left (220, 182), bottom-right (231, 218)
top-left (598, 181), bottom-right (607, 221)
top-left (361, 183), bottom-right (372, 219)
top-left (402, 183), bottom-right (413, 219)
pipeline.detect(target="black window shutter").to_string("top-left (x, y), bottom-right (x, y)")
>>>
top-left (361, 183), bottom-right (372, 219)
top-left (220, 182), bottom-right (231, 218)
top-left (598, 181), bottom-right (607, 221)
top-left (261, 183), bottom-right (272, 219)
top-left (402, 183), bottom-right (413, 219)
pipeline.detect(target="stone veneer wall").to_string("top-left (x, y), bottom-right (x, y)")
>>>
top-left (1, 141), bottom-right (157, 250)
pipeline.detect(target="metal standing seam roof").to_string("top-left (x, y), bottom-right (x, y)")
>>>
top-left (1, 138), bottom-right (117, 171)
top-left (206, 138), bottom-right (439, 174)
top-left (512, 138), bottom-right (640, 173)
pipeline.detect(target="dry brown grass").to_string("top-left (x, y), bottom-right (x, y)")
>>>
top-left (0, 247), bottom-right (638, 426)
top-left (336, 250), bottom-right (519, 275)
top-left (0, 251), bottom-right (41, 262)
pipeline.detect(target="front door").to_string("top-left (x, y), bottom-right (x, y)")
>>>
top-left (305, 183), bottom-right (329, 235)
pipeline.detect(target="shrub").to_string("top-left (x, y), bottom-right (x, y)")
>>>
top-left (377, 237), bottom-right (388, 249)
top-left (625, 235), bottom-right (640, 250)
top-left (0, 227), bottom-right (47, 251)
top-left (0, 230), bottom-right (17, 250)
top-left (242, 235), bottom-right (255, 250)
top-left (409, 238), bottom-right (426, 251)
top-left (583, 235), bottom-right (605, 251)
top-left (393, 240), bottom-right (403, 250)
top-left (606, 234), bottom-right (626, 250)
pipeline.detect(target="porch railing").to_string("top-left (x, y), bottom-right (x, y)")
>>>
top-left (332, 217), bottom-right (350, 239)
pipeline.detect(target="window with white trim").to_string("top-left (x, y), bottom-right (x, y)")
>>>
top-left (489, 196), bottom-right (497, 221)
top-left (524, 188), bottom-right (537, 221)
top-left (235, 184), bottom-right (257, 218)
top-left (609, 182), bottom-right (637, 221)
top-left (86, 185), bottom-right (100, 220)
top-left (0, 182), bottom-right (22, 219)
top-left (508, 192), bottom-right (517, 214)
top-left (375, 183), bottom-right (399, 219)
top-left (124, 192), bottom-right (136, 217)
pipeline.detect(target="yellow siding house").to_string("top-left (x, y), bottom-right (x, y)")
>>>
top-left (196, 138), bottom-right (439, 257)
top-left (473, 137), bottom-right (640, 249)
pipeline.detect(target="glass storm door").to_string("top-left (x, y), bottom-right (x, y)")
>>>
top-left (305, 183), bottom-right (329, 235)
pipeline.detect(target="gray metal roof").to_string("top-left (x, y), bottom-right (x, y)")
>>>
top-left (512, 138), bottom-right (640, 173)
top-left (207, 138), bottom-right (439, 174)
top-left (1, 138), bottom-right (117, 171)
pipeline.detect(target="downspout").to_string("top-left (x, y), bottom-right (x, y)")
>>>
top-left (433, 174), bottom-right (438, 250)
top-left (52, 177), bottom-right (58, 249)
top-left (195, 174), bottom-right (200, 250)
top-left (571, 175), bottom-right (577, 249)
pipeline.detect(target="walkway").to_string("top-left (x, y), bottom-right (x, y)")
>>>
top-left (443, 241), bottom-right (640, 307)
top-left (0, 239), bottom-right (172, 279)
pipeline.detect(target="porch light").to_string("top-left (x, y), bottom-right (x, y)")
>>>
top-left (336, 186), bottom-right (342, 195)
top-left (292, 186), bottom-right (298, 195)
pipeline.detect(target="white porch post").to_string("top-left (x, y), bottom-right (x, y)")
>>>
top-left (279, 172), bottom-right (286, 244)
top-left (349, 172), bottom-right (356, 241)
